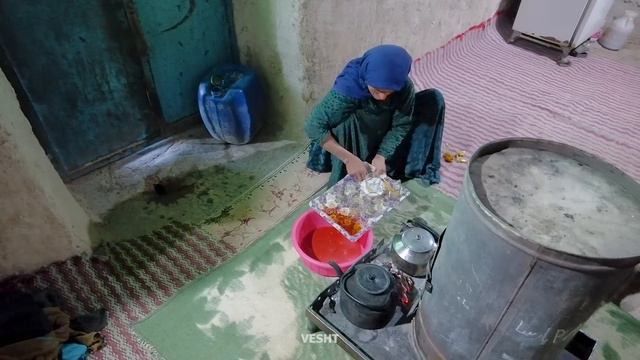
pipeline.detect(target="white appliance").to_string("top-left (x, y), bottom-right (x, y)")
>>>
top-left (511, 0), bottom-right (615, 65)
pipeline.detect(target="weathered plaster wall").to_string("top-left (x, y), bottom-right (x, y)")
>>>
top-left (232, 0), bottom-right (308, 139)
top-left (0, 69), bottom-right (91, 278)
top-left (233, 0), bottom-right (511, 140)
top-left (300, 0), bottom-right (508, 105)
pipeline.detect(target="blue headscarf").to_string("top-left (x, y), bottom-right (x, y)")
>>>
top-left (333, 45), bottom-right (412, 99)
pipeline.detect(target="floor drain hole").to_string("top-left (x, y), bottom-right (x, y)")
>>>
top-left (154, 183), bottom-right (167, 195)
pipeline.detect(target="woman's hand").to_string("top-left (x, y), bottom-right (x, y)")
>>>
top-left (319, 135), bottom-right (369, 181)
top-left (345, 155), bottom-right (369, 182)
top-left (372, 154), bottom-right (387, 176)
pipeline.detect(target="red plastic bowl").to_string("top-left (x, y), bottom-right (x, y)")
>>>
top-left (292, 209), bottom-right (374, 277)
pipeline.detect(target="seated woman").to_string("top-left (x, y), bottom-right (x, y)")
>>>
top-left (305, 44), bottom-right (446, 186)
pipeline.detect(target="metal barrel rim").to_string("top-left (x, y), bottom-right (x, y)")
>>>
top-left (466, 137), bottom-right (640, 269)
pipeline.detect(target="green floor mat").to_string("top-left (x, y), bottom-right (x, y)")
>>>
top-left (90, 142), bottom-right (305, 245)
top-left (134, 181), bottom-right (640, 360)
top-left (134, 182), bottom-right (454, 359)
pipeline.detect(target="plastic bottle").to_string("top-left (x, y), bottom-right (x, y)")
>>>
top-left (599, 10), bottom-right (638, 51)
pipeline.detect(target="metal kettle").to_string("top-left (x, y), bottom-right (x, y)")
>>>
top-left (328, 262), bottom-right (396, 329)
top-left (390, 218), bottom-right (439, 277)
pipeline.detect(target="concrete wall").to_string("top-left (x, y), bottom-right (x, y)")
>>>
top-left (233, 0), bottom-right (511, 140)
top-left (0, 69), bottom-right (91, 278)
top-left (300, 0), bottom-right (508, 105)
top-left (232, 0), bottom-right (308, 139)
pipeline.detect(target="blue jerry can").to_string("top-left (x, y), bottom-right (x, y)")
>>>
top-left (197, 65), bottom-right (265, 144)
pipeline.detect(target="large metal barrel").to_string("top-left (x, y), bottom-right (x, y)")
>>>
top-left (414, 138), bottom-right (640, 359)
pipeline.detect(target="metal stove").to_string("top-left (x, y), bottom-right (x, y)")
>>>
top-left (305, 218), bottom-right (435, 360)
top-left (305, 221), bottom-right (597, 360)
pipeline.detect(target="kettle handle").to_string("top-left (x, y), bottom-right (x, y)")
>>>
top-left (407, 227), bottom-right (447, 318)
top-left (328, 261), bottom-right (344, 277)
top-left (425, 228), bottom-right (446, 292)
top-left (409, 217), bottom-right (430, 230)
top-left (429, 228), bottom-right (446, 272)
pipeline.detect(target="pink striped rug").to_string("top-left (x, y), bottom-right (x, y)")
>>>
top-left (411, 15), bottom-right (640, 197)
top-left (0, 225), bottom-right (237, 359)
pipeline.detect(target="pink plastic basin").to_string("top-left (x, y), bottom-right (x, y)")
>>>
top-left (292, 209), bottom-right (374, 277)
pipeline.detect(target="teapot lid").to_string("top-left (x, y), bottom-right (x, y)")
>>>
top-left (401, 227), bottom-right (437, 253)
top-left (353, 264), bottom-right (392, 295)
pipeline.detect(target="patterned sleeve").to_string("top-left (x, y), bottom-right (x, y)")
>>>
top-left (377, 80), bottom-right (415, 158)
top-left (304, 90), bottom-right (358, 144)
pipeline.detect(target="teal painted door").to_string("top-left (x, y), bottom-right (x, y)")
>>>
top-left (130, 0), bottom-right (237, 123)
top-left (0, 0), bottom-right (237, 178)
top-left (0, 0), bottom-right (159, 178)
